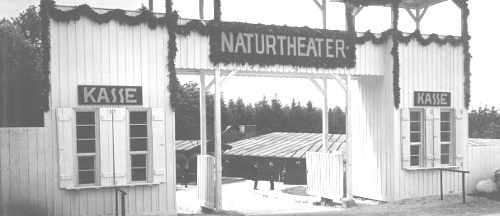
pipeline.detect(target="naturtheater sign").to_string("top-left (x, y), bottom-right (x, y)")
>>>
top-left (209, 22), bottom-right (356, 69)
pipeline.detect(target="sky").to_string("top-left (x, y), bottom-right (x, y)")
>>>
top-left (1, 0), bottom-right (498, 110)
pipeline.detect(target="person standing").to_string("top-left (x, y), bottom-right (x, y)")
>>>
top-left (269, 162), bottom-right (275, 190)
top-left (252, 164), bottom-right (260, 190)
top-left (181, 164), bottom-right (189, 188)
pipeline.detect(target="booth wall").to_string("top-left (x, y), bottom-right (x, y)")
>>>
top-left (466, 145), bottom-right (500, 194)
top-left (0, 13), bottom-right (177, 215)
top-left (351, 40), bottom-right (396, 201)
top-left (393, 40), bottom-right (467, 200)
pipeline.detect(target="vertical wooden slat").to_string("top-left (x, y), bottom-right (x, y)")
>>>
top-left (0, 129), bottom-right (10, 213)
top-left (152, 108), bottom-right (166, 183)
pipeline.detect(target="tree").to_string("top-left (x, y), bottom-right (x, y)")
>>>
top-left (329, 106), bottom-right (346, 134)
top-left (0, 19), bottom-right (43, 127)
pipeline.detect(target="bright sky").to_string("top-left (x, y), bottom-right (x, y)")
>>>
top-left (1, 0), bottom-right (498, 110)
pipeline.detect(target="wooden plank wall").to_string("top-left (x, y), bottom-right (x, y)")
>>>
top-left (176, 19), bottom-right (386, 76)
top-left (0, 10), bottom-right (176, 215)
top-left (306, 152), bottom-right (344, 201)
top-left (394, 39), bottom-right (466, 200)
top-left (466, 145), bottom-right (500, 194)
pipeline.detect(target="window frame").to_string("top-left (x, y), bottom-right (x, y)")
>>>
top-left (73, 108), bottom-right (100, 186)
top-left (439, 108), bottom-right (454, 166)
top-left (409, 108), bottom-right (425, 167)
top-left (127, 108), bottom-right (152, 183)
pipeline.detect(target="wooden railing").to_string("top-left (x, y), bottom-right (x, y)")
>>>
top-left (114, 187), bottom-right (127, 216)
top-left (306, 152), bottom-right (344, 202)
top-left (197, 155), bottom-right (215, 210)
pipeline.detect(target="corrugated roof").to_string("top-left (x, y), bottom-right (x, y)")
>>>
top-left (176, 140), bottom-right (200, 151)
top-left (468, 139), bottom-right (500, 147)
top-left (224, 132), bottom-right (346, 159)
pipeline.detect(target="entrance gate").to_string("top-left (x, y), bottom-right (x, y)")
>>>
top-left (306, 152), bottom-right (345, 202)
top-left (197, 155), bottom-right (216, 209)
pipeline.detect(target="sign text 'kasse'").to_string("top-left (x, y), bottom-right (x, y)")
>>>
top-left (414, 91), bottom-right (451, 107)
top-left (78, 85), bottom-right (143, 105)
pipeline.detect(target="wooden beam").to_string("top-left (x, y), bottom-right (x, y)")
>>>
top-left (332, 74), bottom-right (347, 92)
top-left (214, 69), bottom-right (222, 211)
top-left (353, 6), bottom-right (364, 17)
top-left (199, 0), bottom-right (204, 19)
top-left (405, 7), bottom-right (418, 23)
top-left (312, 0), bottom-right (323, 11)
top-left (345, 74), bottom-right (353, 200)
top-left (322, 77), bottom-right (328, 153)
top-left (307, 76), bottom-right (325, 95)
top-left (221, 70), bottom-right (237, 88)
top-left (419, 5), bottom-right (429, 22)
top-left (322, 0), bottom-right (326, 29)
top-left (200, 71), bottom-right (207, 155)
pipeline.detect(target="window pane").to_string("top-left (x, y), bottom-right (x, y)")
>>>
top-left (410, 132), bottom-right (421, 142)
top-left (77, 140), bottom-right (96, 153)
top-left (410, 145), bottom-right (420, 155)
top-left (441, 112), bottom-right (450, 121)
top-left (410, 111), bottom-right (421, 121)
top-left (130, 125), bottom-right (147, 137)
top-left (441, 132), bottom-right (451, 142)
top-left (441, 144), bottom-right (450, 154)
top-left (131, 155), bottom-right (147, 168)
top-left (410, 122), bottom-right (421, 132)
top-left (131, 138), bottom-right (148, 151)
top-left (410, 156), bottom-right (420, 166)
top-left (76, 112), bottom-right (95, 125)
top-left (77, 126), bottom-right (95, 139)
top-left (132, 168), bottom-right (147, 181)
top-left (130, 112), bottom-right (147, 124)
top-left (441, 155), bottom-right (449, 164)
top-left (441, 122), bottom-right (450, 132)
top-left (79, 170), bottom-right (95, 184)
top-left (78, 156), bottom-right (95, 170)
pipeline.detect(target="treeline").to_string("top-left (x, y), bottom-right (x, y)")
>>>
top-left (469, 106), bottom-right (500, 139)
top-left (175, 82), bottom-right (346, 140)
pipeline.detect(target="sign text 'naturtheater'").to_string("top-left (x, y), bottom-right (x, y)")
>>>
top-left (209, 23), bottom-right (356, 69)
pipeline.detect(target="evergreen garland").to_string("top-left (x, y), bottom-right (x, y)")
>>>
top-left (343, 0), bottom-right (397, 7)
top-left (452, 0), bottom-right (471, 109)
top-left (214, 0), bottom-right (221, 22)
top-left (391, 0), bottom-right (400, 109)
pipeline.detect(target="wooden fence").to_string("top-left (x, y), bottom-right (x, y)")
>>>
top-left (306, 152), bottom-right (344, 202)
top-left (197, 155), bottom-right (215, 210)
top-left (467, 140), bottom-right (500, 193)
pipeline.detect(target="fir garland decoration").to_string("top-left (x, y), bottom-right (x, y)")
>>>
top-left (345, 3), bottom-right (355, 32)
top-left (342, 0), bottom-right (397, 7)
top-left (166, 11), bottom-right (182, 111)
top-left (39, 0), bottom-right (52, 112)
top-left (452, 0), bottom-right (471, 109)
top-left (391, 0), bottom-right (400, 109)
top-left (214, 0), bottom-right (221, 22)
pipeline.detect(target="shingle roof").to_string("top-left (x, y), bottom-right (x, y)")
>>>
top-left (176, 140), bottom-right (201, 151)
top-left (224, 132), bottom-right (346, 159)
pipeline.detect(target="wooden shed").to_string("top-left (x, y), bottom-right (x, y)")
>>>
top-left (224, 132), bottom-right (346, 184)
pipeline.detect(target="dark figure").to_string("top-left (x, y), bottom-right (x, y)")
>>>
top-left (181, 164), bottom-right (189, 188)
top-left (269, 162), bottom-right (275, 190)
top-left (252, 164), bottom-right (260, 190)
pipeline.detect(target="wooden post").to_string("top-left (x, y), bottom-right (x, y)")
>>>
top-left (149, 0), bottom-right (153, 11)
top-left (200, 71), bottom-right (207, 155)
top-left (322, 0), bottom-right (326, 29)
top-left (322, 77), bottom-right (328, 153)
top-left (199, 0), bottom-right (204, 19)
top-left (342, 74), bottom-right (355, 207)
top-left (214, 69), bottom-right (222, 211)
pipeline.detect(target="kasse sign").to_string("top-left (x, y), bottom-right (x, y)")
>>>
top-left (78, 85), bottom-right (143, 105)
top-left (414, 91), bottom-right (451, 107)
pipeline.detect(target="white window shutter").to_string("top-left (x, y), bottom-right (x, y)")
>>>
top-left (401, 108), bottom-right (410, 168)
top-left (432, 108), bottom-right (442, 167)
top-left (99, 108), bottom-right (114, 186)
top-left (57, 108), bottom-right (75, 188)
top-left (455, 108), bottom-right (464, 166)
top-left (112, 108), bottom-right (128, 185)
top-left (425, 109), bottom-right (435, 167)
top-left (152, 108), bottom-right (166, 182)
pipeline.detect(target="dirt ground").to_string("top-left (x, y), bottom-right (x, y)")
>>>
top-left (176, 179), bottom-right (500, 216)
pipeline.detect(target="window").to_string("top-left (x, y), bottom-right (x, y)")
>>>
top-left (129, 111), bottom-right (149, 182)
top-left (76, 111), bottom-right (98, 185)
top-left (409, 110), bottom-right (423, 167)
top-left (402, 108), bottom-right (459, 169)
top-left (440, 110), bottom-right (452, 165)
top-left (57, 107), bottom-right (166, 189)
